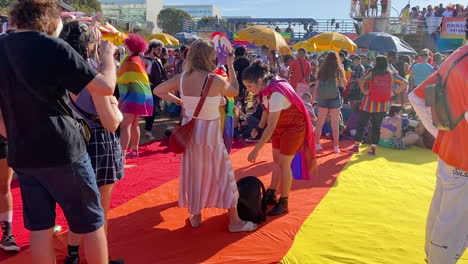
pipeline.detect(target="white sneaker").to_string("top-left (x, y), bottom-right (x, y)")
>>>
top-left (145, 131), bottom-right (155, 140)
top-left (315, 144), bottom-right (323, 151)
top-left (334, 146), bottom-right (340, 153)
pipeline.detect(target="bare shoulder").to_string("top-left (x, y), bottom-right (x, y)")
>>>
top-left (211, 74), bottom-right (228, 87)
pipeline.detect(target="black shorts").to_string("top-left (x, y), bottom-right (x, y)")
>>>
top-left (16, 153), bottom-right (104, 234)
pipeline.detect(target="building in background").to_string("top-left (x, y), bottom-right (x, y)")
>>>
top-left (99, 0), bottom-right (163, 32)
top-left (162, 4), bottom-right (222, 19)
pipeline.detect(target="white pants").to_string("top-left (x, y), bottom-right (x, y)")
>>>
top-left (425, 159), bottom-right (468, 264)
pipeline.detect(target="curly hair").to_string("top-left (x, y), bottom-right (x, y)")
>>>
top-left (9, 0), bottom-right (60, 35)
top-left (316, 52), bottom-right (345, 82)
top-left (124, 34), bottom-right (148, 54)
top-left (59, 21), bottom-right (91, 59)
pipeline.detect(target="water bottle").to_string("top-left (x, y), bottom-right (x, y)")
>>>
top-left (402, 114), bottom-right (409, 130)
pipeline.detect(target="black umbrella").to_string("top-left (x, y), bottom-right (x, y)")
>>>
top-left (174, 32), bottom-right (200, 44)
top-left (354, 32), bottom-right (417, 55)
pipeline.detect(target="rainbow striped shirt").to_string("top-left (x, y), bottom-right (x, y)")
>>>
top-left (359, 72), bottom-right (406, 113)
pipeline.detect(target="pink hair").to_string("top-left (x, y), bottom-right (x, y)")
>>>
top-left (124, 34), bottom-right (148, 54)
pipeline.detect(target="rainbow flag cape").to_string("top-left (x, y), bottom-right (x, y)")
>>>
top-left (259, 77), bottom-right (318, 180)
top-left (214, 67), bottom-right (234, 153)
top-left (117, 55), bottom-right (153, 116)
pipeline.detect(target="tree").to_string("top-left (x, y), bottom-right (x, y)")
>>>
top-left (133, 27), bottom-right (152, 39)
top-left (64, 0), bottom-right (101, 14)
top-left (157, 8), bottom-right (192, 35)
top-left (0, 0), bottom-right (14, 15)
top-left (197, 16), bottom-right (227, 31)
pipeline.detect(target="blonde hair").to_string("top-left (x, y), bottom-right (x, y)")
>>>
top-left (183, 39), bottom-right (216, 74)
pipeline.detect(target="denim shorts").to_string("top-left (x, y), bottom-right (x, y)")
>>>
top-left (16, 153), bottom-right (104, 234)
top-left (318, 95), bottom-right (342, 109)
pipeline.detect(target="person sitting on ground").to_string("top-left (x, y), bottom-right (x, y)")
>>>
top-left (154, 39), bottom-right (257, 232)
top-left (343, 102), bottom-right (361, 138)
top-left (60, 20), bottom-right (125, 264)
top-left (302, 92), bottom-right (317, 122)
top-left (378, 105), bottom-right (419, 149)
top-left (414, 121), bottom-right (436, 150)
top-left (236, 99), bottom-right (264, 141)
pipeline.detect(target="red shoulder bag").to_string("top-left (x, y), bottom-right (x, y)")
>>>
top-left (170, 74), bottom-right (214, 154)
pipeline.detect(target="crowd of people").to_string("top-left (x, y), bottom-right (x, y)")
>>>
top-left (405, 3), bottom-right (468, 19)
top-left (0, 0), bottom-right (467, 264)
top-left (351, 1), bottom-right (468, 19)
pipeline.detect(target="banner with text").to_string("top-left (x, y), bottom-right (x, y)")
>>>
top-left (441, 17), bottom-right (466, 39)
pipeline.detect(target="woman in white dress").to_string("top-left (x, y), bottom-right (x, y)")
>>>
top-left (154, 40), bottom-right (257, 232)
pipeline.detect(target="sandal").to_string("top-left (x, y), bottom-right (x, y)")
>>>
top-left (189, 214), bottom-right (201, 228)
top-left (229, 221), bottom-right (257, 233)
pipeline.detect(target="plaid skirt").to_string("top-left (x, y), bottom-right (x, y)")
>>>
top-left (88, 128), bottom-right (124, 187)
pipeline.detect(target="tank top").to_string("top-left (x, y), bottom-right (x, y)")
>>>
top-left (180, 72), bottom-right (221, 120)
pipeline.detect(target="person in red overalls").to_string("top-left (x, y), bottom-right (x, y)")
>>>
top-left (242, 61), bottom-right (318, 216)
top-left (409, 45), bottom-right (468, 264)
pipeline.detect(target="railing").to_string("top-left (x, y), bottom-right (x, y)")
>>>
top-left (387, 17), bottom-right (440, 35)
top-left (313, 19), bottom-right (356, 34)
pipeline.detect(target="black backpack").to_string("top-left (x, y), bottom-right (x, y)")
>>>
top-left (237, 176), bottom-right (267, 223)
top-left (425, 53), bottom-right (467, 131)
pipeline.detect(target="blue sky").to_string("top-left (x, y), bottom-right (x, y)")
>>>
top-left (164, 0), bottom-right (457, 19)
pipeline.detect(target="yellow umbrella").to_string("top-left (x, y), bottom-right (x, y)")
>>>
top-left (306, 32), bottom-right (357, 53)
top-left (292, 41), bottom-right (327, 53)
top-left (147, 33), bottom-right (179, 46)
top-left (237, 25), bottom-right (291, 54)
top-left (102, 31), bottom-right (127, 46)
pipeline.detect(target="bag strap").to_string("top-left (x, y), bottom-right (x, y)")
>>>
top-left (438, 53), bottom-right (468, 126)
top-left (192, 74), bottom-right (214, 119)
top-left (441, 53), bottom-right (468, 90)
top-left (69, 95), bottom-right (102, 125)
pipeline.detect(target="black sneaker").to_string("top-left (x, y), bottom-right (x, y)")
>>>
top-left (0, 235), bottom-right (20, 252)
top-left (109, 259), bottom-right (125, 264)
top-left (64, 255), bottom-right (80, 264)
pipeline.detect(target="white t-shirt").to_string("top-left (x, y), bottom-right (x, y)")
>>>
top-left (262, 92), bottom-right (292, 112)
top-left (442, 10), bottom-right (454, 17)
